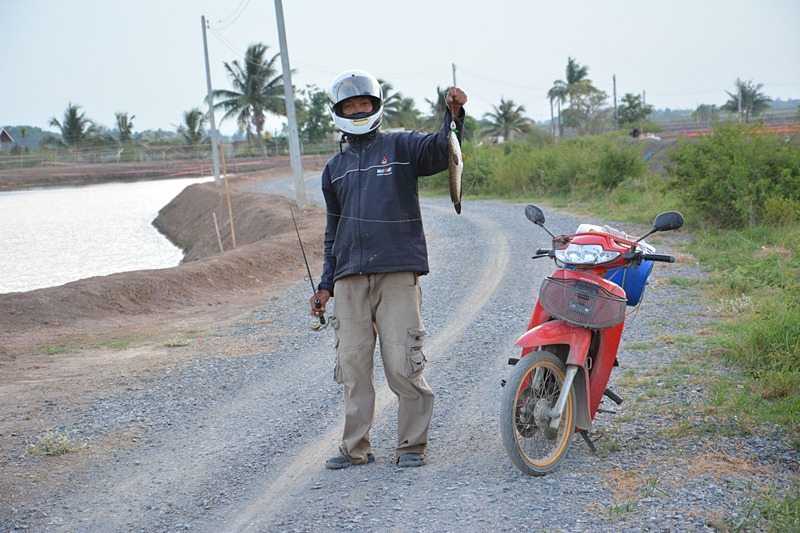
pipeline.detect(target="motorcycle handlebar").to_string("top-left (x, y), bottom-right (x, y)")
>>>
top-left (643, 253), bottom-right (676, 263)
top-left (533, 247), bottom-right (675, 263)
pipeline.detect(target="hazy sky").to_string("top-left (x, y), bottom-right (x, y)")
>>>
top-left (2, 0), bottom-right (799, 136)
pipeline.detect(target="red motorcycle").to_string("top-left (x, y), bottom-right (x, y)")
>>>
top-left (500, 205), bottom-right (684, 476)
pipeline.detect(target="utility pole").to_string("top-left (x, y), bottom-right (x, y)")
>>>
top-left (612, 74), bottom-right (618, 130)
top-left (200, 15), bottom-right (221, 187)
top-left (274, 0), bottom-right (307, 207)
top-left (738, 83), bottom-right (743, 122)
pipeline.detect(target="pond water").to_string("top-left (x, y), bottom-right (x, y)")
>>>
top-left (0, 177), bottom-right (212, 294)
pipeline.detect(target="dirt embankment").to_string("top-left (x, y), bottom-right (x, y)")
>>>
top-left (0, 157), bottom-right (309, 191)
top-left (0, 161), bottom-right (327, 361)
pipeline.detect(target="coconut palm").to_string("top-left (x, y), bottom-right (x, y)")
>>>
top-left (115, 112), bottom-right (135, 144)
top-left (49, 103), bottom-right (96, 150)
top-left (392, 97), bottom-right (423, 130)
top-left (548, 57), bottom-right (591, 136)
top-left (378, 79), bottom-right (403, 125)
top-left (422, 86), bottom-right (451, 131)
top-left (565, 57), bottom-right (590, 87)
top-left (721, 78), bottom-right (772, 123)
top-left (212, 43), bottom-right (286, 146)
top-left (177, 108), bottom-right (208, 146)
top-left (547, 81), bottom-right (568, 137)
top-left (482, 97), bottom-right (531, 141)
top-left (376, 80), bottom-right (422, 130)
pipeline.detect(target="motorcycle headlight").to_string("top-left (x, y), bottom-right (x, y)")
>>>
top-left (555, 243), bottom-right (620, 265)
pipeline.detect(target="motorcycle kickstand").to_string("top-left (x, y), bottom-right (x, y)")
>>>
top-left (579, 430), bottom-right (598, 453)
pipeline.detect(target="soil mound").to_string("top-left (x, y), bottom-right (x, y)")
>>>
top-left (0, 178), bottom-right (326, 356)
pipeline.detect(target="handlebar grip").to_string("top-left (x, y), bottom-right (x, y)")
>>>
top-left (535, 248), bottom-right (551, 256)
top-left (643, 253), bottom-right (675, 263)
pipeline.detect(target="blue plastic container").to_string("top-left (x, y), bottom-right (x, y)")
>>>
top-left (606, 260), bottom-right (654, 306)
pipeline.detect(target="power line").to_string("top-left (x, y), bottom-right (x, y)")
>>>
top-left (215, 0), bottom-right (251, 30)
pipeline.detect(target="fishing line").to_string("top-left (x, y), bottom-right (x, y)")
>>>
top-left (328, 213), bottom-right (423, 224)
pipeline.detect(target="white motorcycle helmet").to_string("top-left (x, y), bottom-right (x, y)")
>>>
top-left (329, 69), bottom-right (383, 136)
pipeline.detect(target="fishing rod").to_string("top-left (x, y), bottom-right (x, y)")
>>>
top-left (289, 202), bottom-right (327, 331)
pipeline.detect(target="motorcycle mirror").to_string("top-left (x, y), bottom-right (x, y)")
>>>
top-left (637, 211), bottom-right (685, 242)
top-left (525, 204), bottom-right (556, 239)
top-left (525, 205), bottom-right (546, 226)
top-left (653, 211), bottom-right (684, 232)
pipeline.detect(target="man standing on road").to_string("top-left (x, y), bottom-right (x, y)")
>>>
top-left (309, 69), bottom-right (467, 469)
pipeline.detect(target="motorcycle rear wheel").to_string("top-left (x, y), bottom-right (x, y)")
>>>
top-left (501, 351), bottom-right (574, 476)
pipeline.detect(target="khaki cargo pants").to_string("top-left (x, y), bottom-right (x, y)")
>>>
top-left (330, 272), bottom-right (434, 464)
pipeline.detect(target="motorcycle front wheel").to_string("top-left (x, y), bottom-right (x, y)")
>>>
top-left (501, 351), bottom-right (574, 476)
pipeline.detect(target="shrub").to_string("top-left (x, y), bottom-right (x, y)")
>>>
top-left (667, 123), bottom-right (800, 229)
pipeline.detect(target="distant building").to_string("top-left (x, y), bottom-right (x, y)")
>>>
top-left (0, 126), bottom-right (15, 144)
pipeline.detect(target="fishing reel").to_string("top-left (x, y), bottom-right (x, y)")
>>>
top-left (309, 312), bottom-right (328, 331)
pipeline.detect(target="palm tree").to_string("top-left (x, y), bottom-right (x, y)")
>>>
top-left (376, 79), bottom-right (422, 130)
top-left (212, 43), bottom-right (286, 146)
top-left (721, 78), bottom-right (772, 123)
top-left (423, 86), bottom-right (450, 131)
top-left (115, 112), bottom-right (135, 144)
top-left (547, 80), bottom-right (568, 137)
top-left (49, 103), bottom-right (95, 150)
top-left (177, 108), bottom-right (208, 146)
top-left (548, 58), bottom-right (590, 137)
top-left (393, 97), bottom-right (423, 130)
top-left (378, 79), bottom-right (403, 125)
top-left (482, 97), bottom-right (531, 141)
top-left (565, 57), bottom-right (590, 87)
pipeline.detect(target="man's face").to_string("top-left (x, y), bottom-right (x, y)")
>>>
top-left (340, 96), bottom-right (374, 116)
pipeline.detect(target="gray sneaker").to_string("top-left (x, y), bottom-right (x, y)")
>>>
top-left (397, 452), bottom-right (426, 468)
top-left (325, 451), bottom-right (375, 470)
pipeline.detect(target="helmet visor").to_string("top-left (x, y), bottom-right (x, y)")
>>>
top-left (331, 75), bottom-right (381, 106)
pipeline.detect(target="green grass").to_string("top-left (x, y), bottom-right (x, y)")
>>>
top-left (720, 485), bottom-right (800, 532)
top-left (36, 330), bottom-right (204, 354)
top-left (36, 334), bottom-right (142, 355)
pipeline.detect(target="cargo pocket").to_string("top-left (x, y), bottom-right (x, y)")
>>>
top-left (330, 316), bottom-right (344, 384)
top-left (405, 328), bottom-right (427, 377)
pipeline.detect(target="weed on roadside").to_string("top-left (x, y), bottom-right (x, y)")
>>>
top-left (36, 334), bottom-right (143, 355)
top-left (28, 430), bottom-right (86, 456)
top-left (717, 484), bottom-right (800, 532)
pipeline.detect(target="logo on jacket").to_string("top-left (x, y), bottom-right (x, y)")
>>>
top-left (376, 154), bottom-right (392, 176)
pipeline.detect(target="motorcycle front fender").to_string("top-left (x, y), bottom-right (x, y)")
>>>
top-left (514, 321), bottom-right (594, 431)
top-left (514, 320), bottom-right (592, 367)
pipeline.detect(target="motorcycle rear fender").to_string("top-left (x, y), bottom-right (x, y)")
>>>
top-left (515, 321), bottom-right (593, 431)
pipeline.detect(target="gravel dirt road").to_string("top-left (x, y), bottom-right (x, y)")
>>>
top-left (1, 167), bottom-right (797, 532)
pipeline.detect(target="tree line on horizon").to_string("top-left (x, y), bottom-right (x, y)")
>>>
top-left (3, 45), bottom-right (793, 158)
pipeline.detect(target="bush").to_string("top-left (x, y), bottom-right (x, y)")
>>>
top-left (436, 133), bottom-right (648, 201)
top-left (667, 123), bottom-right (800, 229)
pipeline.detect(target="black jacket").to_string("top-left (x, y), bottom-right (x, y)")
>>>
top-left (318, 109), bottom-right (465, 295)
